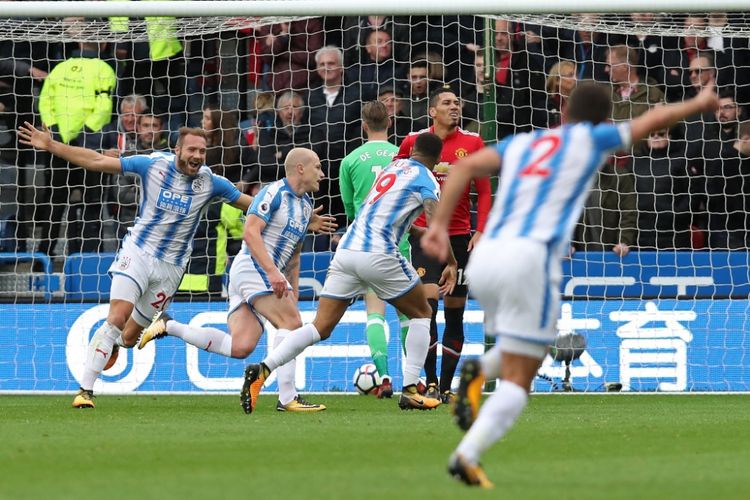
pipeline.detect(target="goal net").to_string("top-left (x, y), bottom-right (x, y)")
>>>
top-left (1, 5), bottom-right (749, 394)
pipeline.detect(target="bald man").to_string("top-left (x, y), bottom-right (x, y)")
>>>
top-left (139, 148), bottom-right (328, 412)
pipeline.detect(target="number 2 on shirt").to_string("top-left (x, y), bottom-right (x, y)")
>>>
top-left (519, 135), bottom-right (561, 177)
top-left (369, 172), bottom-right (397, 204)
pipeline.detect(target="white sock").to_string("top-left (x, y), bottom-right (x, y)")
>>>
top-left (167, 320), bottom-right (232, 357)
top-left (115, 334), bottom-right (127, 348)
top-left (81, 322), bottom-right (121, 390)
top-left (263, 323), bottom-right (321, 371)
top-left (480, 344), bottom-right (503, 380)
top-left (403, 318), bottom-right (430, 387)
top-left (274, 329), bottom-right (297, 405)
top-left (455, 380), bottom-right (528, 463)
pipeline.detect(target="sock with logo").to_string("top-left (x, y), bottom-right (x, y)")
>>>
top-left (166, 320), bottom-right (232, 356)
top-left (81, 322), bottom-right (121, 390)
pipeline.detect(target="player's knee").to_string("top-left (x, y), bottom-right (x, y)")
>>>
top-left (231, 337), bottom-right (258, 359)
top-left (106, 313), bottom-right (128, 330)
top-left (313, 320), bottom-right (334, 340)
top-left (413, 302), bottom-right (433, 319)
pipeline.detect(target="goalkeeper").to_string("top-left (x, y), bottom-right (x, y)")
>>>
top-left (339, 101), bottom-right (411, 399)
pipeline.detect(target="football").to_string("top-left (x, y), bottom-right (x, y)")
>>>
top-left (352, 363), bottom-right (381, 395)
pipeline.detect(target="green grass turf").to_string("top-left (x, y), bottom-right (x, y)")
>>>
top-left (1, 395), bottom-right (748, 500)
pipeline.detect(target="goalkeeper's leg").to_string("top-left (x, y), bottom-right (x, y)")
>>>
top-left (365, 291), bottom-right (390, 381)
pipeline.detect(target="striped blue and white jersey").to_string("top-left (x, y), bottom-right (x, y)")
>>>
top-left (239, 178), bottom-right (313, 272)
top-left (485, 122), bottom-right (630, 254)
top-left (120, 152), bottom-right (241, 267)
top-left (339, 158), bottom-right (440, 254)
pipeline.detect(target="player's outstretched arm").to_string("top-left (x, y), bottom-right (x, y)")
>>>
top-left (17, 122), bottom-right (122, 174)
top-left (244, 214), bottom-right (288, 298)
top-left (230, 193), bottom-right (255, 212)
top-left (630, 84), bottom-right (720, 143)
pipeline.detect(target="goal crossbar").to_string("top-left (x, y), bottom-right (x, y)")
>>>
top-left (3, 0), bottom-right (750, 18)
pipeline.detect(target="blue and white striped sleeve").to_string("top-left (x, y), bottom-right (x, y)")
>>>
top-left (248, 184), bottom-right (282, 224)
top-left (414, 170), bottom-right (440, 203)
top-left (592, 123), bottom-right (632, 154)
top-left (120, 154), bottom-right (153, 178)
top-left (210, 174), bottom-right (242, 204)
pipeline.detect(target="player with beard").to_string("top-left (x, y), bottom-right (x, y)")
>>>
top-left (17, 124), bottom-right (334, 409)
top-left (397, 88), bottom-right (491, 402)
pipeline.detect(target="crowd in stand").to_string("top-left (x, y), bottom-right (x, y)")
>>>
top-left (2, 13), bottom-right (750, 288)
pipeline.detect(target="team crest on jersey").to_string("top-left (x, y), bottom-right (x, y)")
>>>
top-left (455, 148), bottom-right (468, 158)
top-left (303, 203), bottom-right (312, 220)
top-left (191, 177), bottom-right (205, 193)
top-left (118, 255), bottom-right (131, 270)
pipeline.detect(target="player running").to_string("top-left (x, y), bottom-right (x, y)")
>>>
top-left (241, 132), bottom-right (457, 414)
top-left (138, 148), bottom-right (327, 412)
top-left (17, 124), bottom-right (333, 409)
top-left (398, 87), bottom-right (490, 403)
top-left (339, 100), bottom-right (411, 399)
top-left (421, 82), bottom-right (720, 488)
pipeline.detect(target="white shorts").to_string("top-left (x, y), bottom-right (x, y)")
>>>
top-left (321, 249), bottom-right (420, 301)
top-left (227, 253), bottom-right (291, 317)
top-left (109, 239), bottom-right (185, 326)
top-left (466, 238), bottom-right (561, 346)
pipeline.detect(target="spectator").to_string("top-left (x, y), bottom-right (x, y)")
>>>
top-left (98, 94), bottom-right (149, 156)
top-left (574, 156), bottom-right (637, 257)
top-left (37, 41), bottom-right (116, 255)
top-left (544, 60), bottom-right (577, 128)
top-left (559, 14), bottom-right (610, 82)
top-left (704, 120), bottom-right (750, 249)
top-left (345, 30), bottom-right (405, 102)
top-left (377, 86), bottom-right (413, 143)
top-left (492, 19), bottom-right (547, 140)
top-left (341, 16), bottom-right (410, 67)
top-left (308, 46), bottom-right (361, 173)
top-left (400, 59), bottom-right (433, 132)
top-left (134, 113), bottom-right (169, 154)
top-left (683, 87), bottom-right (740, 224)
top-left (201, 104), bottom-right (247, 183)
top-left (111, 113), bottom-right (169, 239)
top-left (660, 15), bottom-right (736, 103)
top-left (632, 128), bottom-right (694, 249)
top-left (0, 46), bottom-right (48, 252)
top-left (459, 49), bottom-right (485, 133)
top-left (705, 12), bottom-right (750, 104)
top-left (259, 18), bottom-right (324, 94)
top-left (254, 91), bottom-right (311, 183)
top-left (607, 44), bottom-right (665, 123)
top-left (625, 13), bottom-right (679, 91)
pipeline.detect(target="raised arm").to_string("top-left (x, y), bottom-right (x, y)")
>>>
top-left (630, 85), bottom-right (719, 144)
top-left (17, 122), bottom-right (122, 174)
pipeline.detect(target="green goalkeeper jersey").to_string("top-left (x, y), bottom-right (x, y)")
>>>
top-left (339, 140), bottom-right (410, 258)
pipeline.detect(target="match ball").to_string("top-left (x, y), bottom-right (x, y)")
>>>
top-left (352, 363), bottom-right (381, 395)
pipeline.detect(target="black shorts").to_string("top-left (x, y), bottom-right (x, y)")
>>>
top-left (409, 232), bottom-right (471, 297)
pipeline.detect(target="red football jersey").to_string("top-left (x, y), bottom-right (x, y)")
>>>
top-left (398, 126), bottom-right (491, 235)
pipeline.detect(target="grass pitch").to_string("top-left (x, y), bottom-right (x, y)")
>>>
top-left (1, 394), bottom-right (748, 500)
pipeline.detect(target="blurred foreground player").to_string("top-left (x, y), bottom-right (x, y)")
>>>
top-left (422, 82), bottom-right (720, 488)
